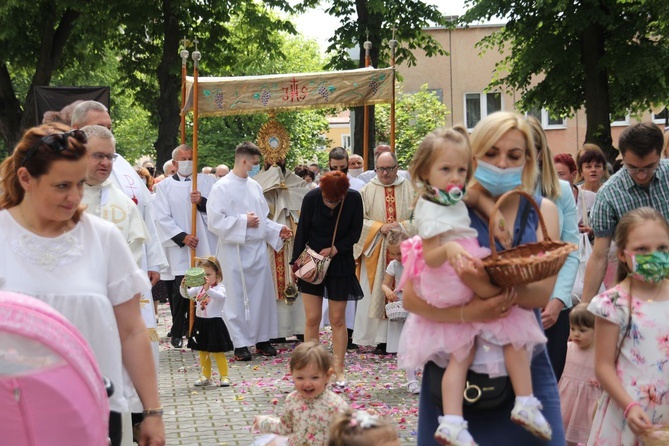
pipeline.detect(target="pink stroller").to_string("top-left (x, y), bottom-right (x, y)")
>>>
top-left (0, 291), bottom-right (109, 445)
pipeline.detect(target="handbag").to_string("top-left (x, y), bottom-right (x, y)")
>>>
top-left (294, 196), bottom-right (345, 285)
top-left (426, 361), bottom-right (514, 412)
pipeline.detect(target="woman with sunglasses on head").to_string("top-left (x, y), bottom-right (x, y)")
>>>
top-left (0, 123), bottom-right (165, 446)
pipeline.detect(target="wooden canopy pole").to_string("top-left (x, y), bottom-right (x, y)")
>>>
top-left (188, 38), bottom-right (201, 336)
top-left (389, 29), bottom-right (398, 153)
top-left (180, 37), bottom-right (189, 145)
top-left (363, 34), bottom-right (372, 170)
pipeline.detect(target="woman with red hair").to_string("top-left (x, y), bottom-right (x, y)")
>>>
top-left (291, 170), bottom-right (364, 386)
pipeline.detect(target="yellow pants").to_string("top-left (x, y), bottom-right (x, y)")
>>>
top-left (199, 351), bottom-right (229, 379)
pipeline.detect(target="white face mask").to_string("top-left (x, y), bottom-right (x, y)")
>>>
top-left (177, 160), bottom-right (193, 177)
top-left (349, 168), bottom-right (363, 178)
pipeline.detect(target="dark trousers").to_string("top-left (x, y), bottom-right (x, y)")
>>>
top-left (109, 411), bottom-right (122, 446)
top-left (544, 308), bottom-right (571, 382)
top-left (170, 275), bottom-right (189, 338)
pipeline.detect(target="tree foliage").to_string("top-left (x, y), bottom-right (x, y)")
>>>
top-left (462, 0), bottom-right (669, 161)
top-left (296, 0), bottom-right (450, 166)
top-left (375, 84), bottom-right (449, 169)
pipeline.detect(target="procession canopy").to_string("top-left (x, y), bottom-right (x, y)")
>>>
top-left (181, 67), bottom-right (394, 117)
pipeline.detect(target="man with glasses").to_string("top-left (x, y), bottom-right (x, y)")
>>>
top-left (358, 144), bottom-right (411, 184)
top-left (353, 151), bottom-right (414, 355)
top-left (583, 122), bottom-right (669, 302)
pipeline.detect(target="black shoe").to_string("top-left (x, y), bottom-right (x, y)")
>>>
top-left (347, 340), bottom-right (359, 352)
top-left (295, 334), bottom-right (305, 342)
top-left (373, 343), bottom-right (387, 355)
top-left (170, 337), bottom-right (183, 349)
top-left (167, 329), bottom-right (173, 337)
top-left (255, 342), bottom-right (278, 356)
top-left (234, 347), bottom-right (252, 361)
top-left (269, 337), bottom-right (287, 344)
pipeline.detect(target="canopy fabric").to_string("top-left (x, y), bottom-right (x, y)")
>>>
top-left (181, 67), bottom-right (393, 117)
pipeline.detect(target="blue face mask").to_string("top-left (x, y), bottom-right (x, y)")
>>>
top-left (248, 164), bottom-right (261, 178)
top-left (474, 160), bottom-right (524, 197)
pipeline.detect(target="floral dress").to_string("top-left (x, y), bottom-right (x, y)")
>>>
top-left (255, 389), bottom-right (349, 446)
top-left (587, 285), bottom-right (669, 445)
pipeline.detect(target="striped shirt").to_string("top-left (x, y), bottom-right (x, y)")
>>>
top-left (591, 159), bottom-right (669, 237)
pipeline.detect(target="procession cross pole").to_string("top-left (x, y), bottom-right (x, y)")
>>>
top-left (180, 37), bottom-right (189, 144)
top-left (188, 37), bottom-right (201, 336)
top-left (363, 32), bottom-right (372, 170)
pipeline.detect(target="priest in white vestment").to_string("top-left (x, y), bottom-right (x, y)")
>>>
top-left (206, 142), bottom-right (292, 361)
top-left (254, 161), bottom-right (309, 339)
top-left (153, 144), bottom-right (217, 348)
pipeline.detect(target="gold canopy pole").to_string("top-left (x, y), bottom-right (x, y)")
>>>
top-left (180, 37), bottom-right (189, 145)
top-left (389, 28), bottom-right (398, 153)
top-left (188, 38), bottom-right (201, 336)
top-left (363, 34), bottom-right (372, 170)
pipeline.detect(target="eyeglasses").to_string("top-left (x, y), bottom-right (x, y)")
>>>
top-left (376, 165), bottom-right (397, 174)
top-left (624, 162), bottom-right (659, 176)
top-left (91, 152), bottom-right (119, 162)
top-left (21, 130), bottom-right (88, 167)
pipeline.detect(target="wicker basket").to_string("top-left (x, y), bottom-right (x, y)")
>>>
top-left (641, 425), bottom-right (669, 446)
top-left (385, 301), bottom-right (408, 322)
top-left (481, 190), bottom-right (578, 287)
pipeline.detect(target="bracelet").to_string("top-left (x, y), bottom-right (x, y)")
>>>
top-left (142, 407), bottom-right (164, 417)
top-left (623, 401), bottom-right (640, 419)
top-left (460, 304), bottom-right (466, 324)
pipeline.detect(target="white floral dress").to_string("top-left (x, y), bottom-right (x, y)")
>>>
top-left (587, 285), bottom-right (669, 446)
top-left (255, 389), bottom-right (349, 446)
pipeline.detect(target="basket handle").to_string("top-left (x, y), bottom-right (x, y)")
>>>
top-left (487, 189), bottom-right (550, 261)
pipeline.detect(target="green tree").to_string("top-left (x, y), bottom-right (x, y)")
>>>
top-left (297, 0), bottom-right (450, 166)
top-left (462, 0), bottom-right (669, 161)
top-left (375, 84), bottom-right (449, 169)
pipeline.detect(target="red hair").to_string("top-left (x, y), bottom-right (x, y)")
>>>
top-left (553, 153), bottom-right (576, 173)
top-left (319, 170), bottom-right (349, 202)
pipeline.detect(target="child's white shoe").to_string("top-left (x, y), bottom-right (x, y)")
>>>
top-left (194, 377), bottom-right (212, 386)
top-left (434, 416), bottom-right (478, 446)
top-left (407, 380), bottom-right (420, 394)
top-left (510, 396), bottom-right (552, 440)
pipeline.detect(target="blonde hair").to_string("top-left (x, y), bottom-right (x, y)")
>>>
top-left (469, 111), bottom-right (538, 194)
top-left (526, 115), bottom-right (561, 201)
top-left (289, 341), bottom-right (332, 375)
top-left (195, 256), bottom-right (223, 282)
top-left (328, 410), bottom-right (398, 446)
top-left (408, 125), bottom-right (472, 202)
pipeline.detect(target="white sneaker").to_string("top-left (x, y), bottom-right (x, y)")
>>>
top-left (194, 377), bottom-right (212, 387)
top-left (407, 380), bottom-right (421, 394)
top-left (510, 396), bottom-right (552, 440)
top-left (434, 417), bottom-right (477, 446)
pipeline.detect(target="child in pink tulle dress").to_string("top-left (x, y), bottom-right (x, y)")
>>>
top-left (397, 126), bottom-right (550, 445)
top-left (558, 303), bottom-right (601, 446)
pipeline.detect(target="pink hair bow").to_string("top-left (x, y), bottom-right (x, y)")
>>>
top-left (397, 235), bottom-right (425, 291)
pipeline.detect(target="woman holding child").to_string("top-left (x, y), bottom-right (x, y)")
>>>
top-left (403, 112), bottom-right (566, 445)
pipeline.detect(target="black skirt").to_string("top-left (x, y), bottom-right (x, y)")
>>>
top-left (187, 317), bottom-right (233, 353)
top-left (297, 273), bottom-right (364, 302)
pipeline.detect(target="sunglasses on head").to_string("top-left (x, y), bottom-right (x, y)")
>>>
top-left (21, 130), bottom-right (88, 167)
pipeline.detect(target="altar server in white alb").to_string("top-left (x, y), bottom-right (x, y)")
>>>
top-left (153, 144), bottom-right (218, 348)
top-left (206, 142), bottom-right (293, 362)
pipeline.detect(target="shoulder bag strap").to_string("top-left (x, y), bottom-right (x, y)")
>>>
top-left (579, 187), bottom-right (590, 227)
top-left (513, 197), bottom-right (533, 248)
top-left (330, 196), bottom-right (346, 251)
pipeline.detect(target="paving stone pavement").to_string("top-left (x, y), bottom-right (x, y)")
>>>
top-left (155, 303), bottom-right (419, 445)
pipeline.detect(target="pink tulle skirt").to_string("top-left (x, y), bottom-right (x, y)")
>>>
top-left (397, 235), bottom-right (547, 373)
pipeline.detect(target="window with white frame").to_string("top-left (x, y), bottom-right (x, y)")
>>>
top-left (527, 107), bottom-right (566, 128)
top-left (465, 92), bottom-right (502, 129)
top-left (653, 107), bottom-right (668, 125)
top-left (610, 112), bottom-right (630, 127)
top-left (341, 134), bottom-right (351, 149)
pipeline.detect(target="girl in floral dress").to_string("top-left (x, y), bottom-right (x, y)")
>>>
top-left (253, 342), bottom-right (349, 446)
top-left (558, 303), bottom-right (601, 445)
top-left (588, 207), bottom-right (669, 445)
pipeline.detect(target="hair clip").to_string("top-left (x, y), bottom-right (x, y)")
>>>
top-left (353, 411), bottom-right (379, 429)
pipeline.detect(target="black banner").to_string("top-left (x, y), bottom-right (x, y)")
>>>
top-left (34, 86), bottom-right (110, 125)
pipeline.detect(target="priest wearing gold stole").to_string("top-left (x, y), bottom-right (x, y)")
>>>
top-left (352, 151), bottom-right (414, 353)
top-left (254, 158), bottom-right (309, 339)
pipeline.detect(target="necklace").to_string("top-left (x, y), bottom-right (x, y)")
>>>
top-left (20, 204), bottom-right (70, 237)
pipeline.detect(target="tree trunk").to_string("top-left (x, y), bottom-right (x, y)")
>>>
top-left (154, 0), bottom-right (181, 168)
top-left (0, 64), bottom-right (23, 151)
top-left (581, 22), bottom-right (615, 163)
